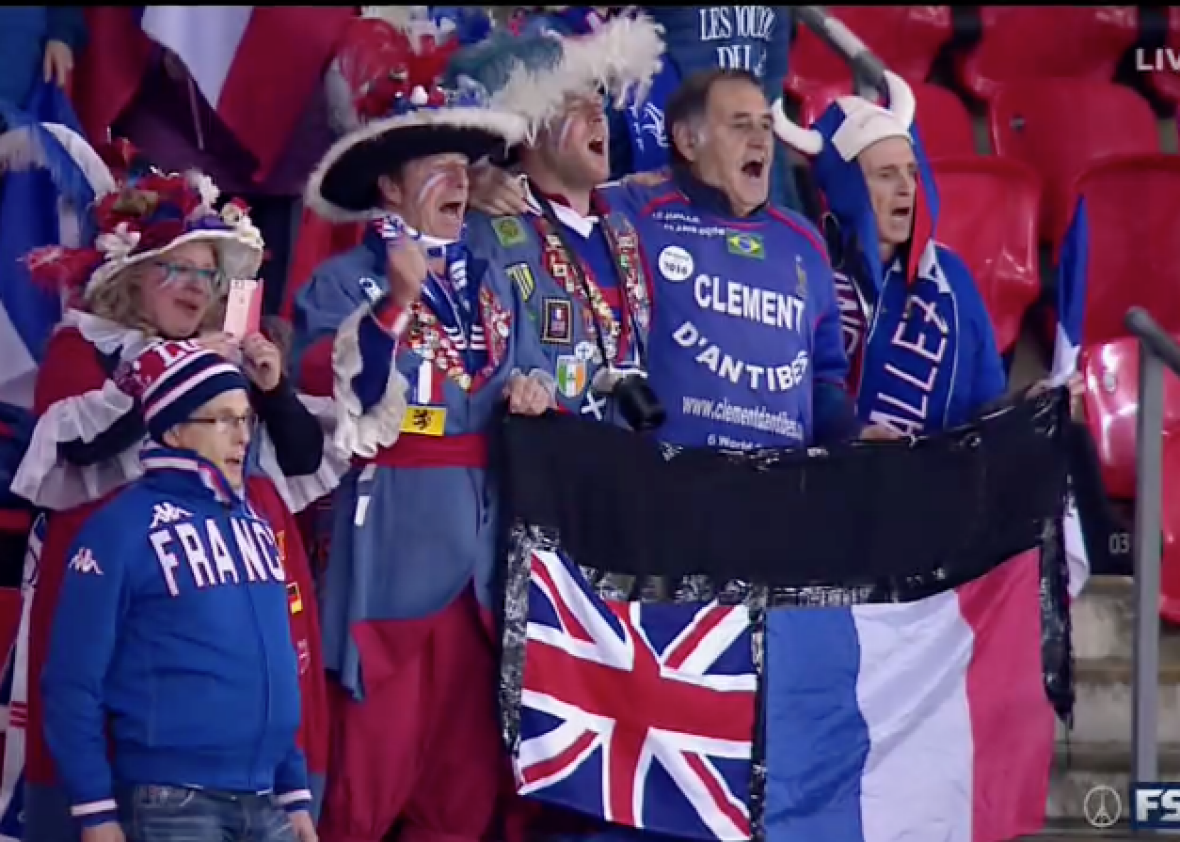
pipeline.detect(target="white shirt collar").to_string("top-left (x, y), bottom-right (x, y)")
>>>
top-left (525, 180), bottom-right (598, 239)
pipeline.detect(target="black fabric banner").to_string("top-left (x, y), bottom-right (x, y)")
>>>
top-left (499, 390), bottom-right (1071, 594)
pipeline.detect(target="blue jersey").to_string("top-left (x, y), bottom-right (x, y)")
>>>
top-left (599, 171), bottom-right (854, 450)
top-left (41, 447), bottom-right (308, 828)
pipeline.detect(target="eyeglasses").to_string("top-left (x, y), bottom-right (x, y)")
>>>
top-left (184, 412), bottom-right (256, 434)
top-left (154, 261), bottom-right (225, 291)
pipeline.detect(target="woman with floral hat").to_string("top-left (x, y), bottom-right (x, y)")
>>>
top-left (13, 166), bottom-right (339, 842)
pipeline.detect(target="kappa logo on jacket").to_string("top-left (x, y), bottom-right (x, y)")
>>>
top-left (68, 547), bottom-right (102, 576)
top-left (150, 502), bottom-right (193, 529)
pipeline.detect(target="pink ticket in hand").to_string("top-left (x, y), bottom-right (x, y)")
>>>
top-left (224, 278), bottom-right (263, 339)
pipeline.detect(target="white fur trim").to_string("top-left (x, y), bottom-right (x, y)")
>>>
top-left (305, 107), bottom-right (529, 223)
top-left (773, 70), bottom-right (916, 159)
top-left (490, 14), bottom-right (666, 141)
top-left (84, 227), bottom-right (265, 301)
top-left (65, 309), bottom-right (155, 361)
top-left (10, 379), bottom-right (143, 510)
top-left (256, 393), bottom-right (351, 513)
top-left (331, 303), bottom-right (410, 458)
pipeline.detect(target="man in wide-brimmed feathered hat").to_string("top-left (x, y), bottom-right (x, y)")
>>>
top-left (445, 13), bottom-right (668, 428)
top-left (287, 19), bottom-right (561, 842)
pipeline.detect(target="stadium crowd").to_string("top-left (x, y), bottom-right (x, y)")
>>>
top-left (0, 4), bottom-right (1164, 842)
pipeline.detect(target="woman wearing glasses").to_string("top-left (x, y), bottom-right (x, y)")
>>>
top-left (13, 165), bottom-right (336, 842)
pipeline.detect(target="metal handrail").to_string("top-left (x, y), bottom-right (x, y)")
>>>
top-left (1124, 306), bottom-right (1180, 786)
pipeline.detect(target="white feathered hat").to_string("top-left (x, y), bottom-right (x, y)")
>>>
top-left (444, 12), bottom-right (667, 143)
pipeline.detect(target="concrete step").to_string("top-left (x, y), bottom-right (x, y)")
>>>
top-left (1071, 576), bottom-right (1180, 663)
top-left (1062, 657), bottom-right (1180, 745)
top-left (1048, 742), bottom-right (1180, 827)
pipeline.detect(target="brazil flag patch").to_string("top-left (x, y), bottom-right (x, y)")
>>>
top-left (727, 232), bottom-right (764, 259)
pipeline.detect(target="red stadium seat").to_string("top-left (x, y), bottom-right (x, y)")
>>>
top-left (786, 7), bottom-right (952, 96)
top-left (988, 80), bottom-right (1159, 245)
top-left (794, 81), bottom-right (854, 128)
top-left (1146, 8), bottom-right (1180, 108)
top-left (930, 157), bottom-right (1041, 353)
top-left (957, 6), bottom-right (1139, 101)
top-left (1083, 339), bottom-right (1180, 625)
top-left (1080, 335), bottom-right (1180, 501)
top-left (1066, 155), bottom-right (1180, 349)
top-left (910, 83), bottom-right (978, 158)
top-left (795, 81), bottom-right (976, 158)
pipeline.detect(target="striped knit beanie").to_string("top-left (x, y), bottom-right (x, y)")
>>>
top-left (123, 340), bottom-right (251, 442)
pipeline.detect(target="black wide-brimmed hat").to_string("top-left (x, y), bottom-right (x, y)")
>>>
top-left (306, 96), bottom-right (526, 222)
top-left (306, 13), bottom-right (527, 223)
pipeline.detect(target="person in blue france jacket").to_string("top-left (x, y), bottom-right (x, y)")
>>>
top-left (597, 68), bottom-right (892, 450)
top-left (41, 340), bottom-right (316, 842)
top-left (508, 6), bottom-right (800, 211)
top-left (288, 40), bottom-right (556, 842)
top-left (450, 15), bottom-right (666, 425)
top-left (771, 72), bottom-right (1007, 435)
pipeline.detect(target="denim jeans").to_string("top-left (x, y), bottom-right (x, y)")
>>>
top-left (117, 785), bottom-right (297, 842)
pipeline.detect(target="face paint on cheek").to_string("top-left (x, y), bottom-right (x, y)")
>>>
top-left (415, 172), bottom-right (449, 207)
top-left (557, 115), bottom-right (577, 152)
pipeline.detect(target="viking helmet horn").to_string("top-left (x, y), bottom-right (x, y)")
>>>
top-left (773, 69), bottom-right (916, 156)
top-left (882, 70), bottom-right (915, 128)
top-left (772, 97), bottom-right (824, 155)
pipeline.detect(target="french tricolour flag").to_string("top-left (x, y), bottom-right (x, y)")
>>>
top-left (763, 551), bottom-right (1053, 842)
top-left (75, 7), bottom-right (353, 183)
top-left (140, 6), bottom-right (353, 182)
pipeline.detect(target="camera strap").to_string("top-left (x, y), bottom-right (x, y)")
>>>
top-left (532, 189), bottom-right (648, 370)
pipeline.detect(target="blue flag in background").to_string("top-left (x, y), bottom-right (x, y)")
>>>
top-left (0, 81), bottom-right (109, 409)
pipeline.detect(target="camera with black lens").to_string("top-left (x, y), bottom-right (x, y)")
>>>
top-left (591, 365), bottom-right (666, 432)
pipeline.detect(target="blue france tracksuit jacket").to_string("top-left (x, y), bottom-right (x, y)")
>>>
top-left (810, 107), bottom-right (1007, 434)
top-left (597, 168), bottom-right (858, 450)
top-left (41, 447), bottom-right (310, 828)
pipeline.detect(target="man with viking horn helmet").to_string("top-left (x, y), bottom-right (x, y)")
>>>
top-left (771, 72), bottom-right (1008, 435)
top-left (447, 14), bottom-right (667, 426)
top-left (288, 35), bottom-right (556, 842)
top-left (771, 73), bottom-right (1093, 595)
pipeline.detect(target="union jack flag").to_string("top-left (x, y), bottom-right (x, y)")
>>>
top-left (511, 549), bottom-right (758, 841)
